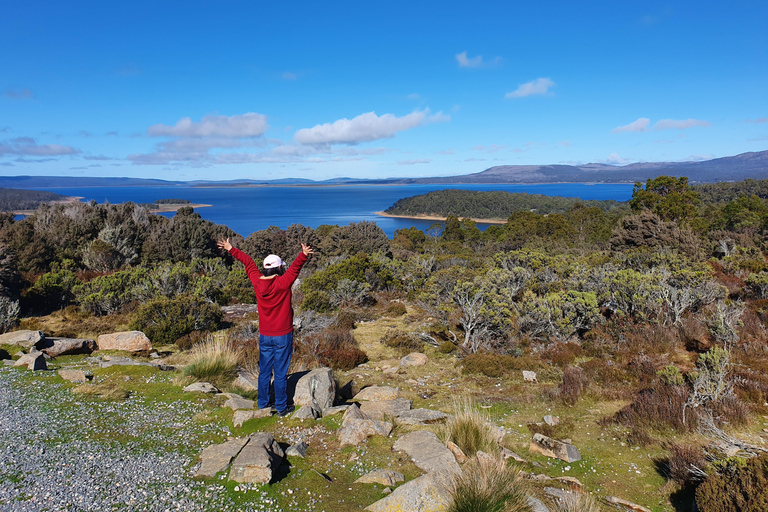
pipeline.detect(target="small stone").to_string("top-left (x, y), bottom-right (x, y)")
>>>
top-left (183, 382), bottom-right (219, 393)
top-left (359, 398), bottom-right (412, 420)
top-left (286, 441), bottom-right (308, 458)
top-left (500, 447), bottom-right (526, 463)
top-left (229, 433), bottom-right (285, 484)
top-left (543, 415), bottom-right (559, 426)
top-left (400, 352), bottom-right (427, 367)
top-left (58, 369), bottom-right (88, 383)
top-left (355, 469), bottom-right (404, 486)
top-left (382, 367), bottom-right (399, 374)
top-left (523, 370), bottom-right (538, 382)
top-left (396, 408), bottom-right (448, 425)
top-left (529, 433), bottom-right (581, 463)
top-left (13, 352), bottom-right (47, 371)
top-left (605, 496), bottom-right (653, 512)
top-left (292, 405), bottom-right (320, 420)
top-left (528, 496), bottom-right (551, 512)
top-left (447, 441), bottom-right (467, 464)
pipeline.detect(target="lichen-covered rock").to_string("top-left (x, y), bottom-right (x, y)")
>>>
top-left (359, 398), bottom-right (412, 420)
top-left (195, 437), bottom-right (250, 478)
top-left (97, 331), bottom-right (151, 353)
top-left (14, 352), bottom-right (47, 371)
top-left (393, 431), bottom-right (461, 475)
top-left (396, 408), bottom-right (448, 425)
top-left (529, 433), bottom-right (581, 462)
top-left (183, 382), bottom-right (219, 393)
top-left (233, 408), bottom-right (271, 428)
top-left (365, 469), bottom-right (453, 512)
top-left (293, 367), bottom-right (335, 411)
top-left (338, 419), bottom-right (393, 447)
top-left (58, 369), bottom-right (87, 383)
top-left (223, 394), bottom-right (255, 411)
top-left (36, 337), bottom-right (96, 357)
top-left (229, 433), bottom-right (284, 484)
top-left (400, 352), bottom-right (428, 367)
top-left (232, 370), bottom-right (259, 392)
top-left (355, 469), bottom-right (405, 486)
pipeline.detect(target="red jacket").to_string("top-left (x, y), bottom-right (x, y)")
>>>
top-left (229, 247), bottom-right (308, 336)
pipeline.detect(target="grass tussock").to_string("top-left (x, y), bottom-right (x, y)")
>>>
top-left (443, 396), bottom-right (499, 457)
top-left (72, 382), bottom-right (130, 400)
top-left (555, 492), bottom-right (604, 512)
top-left (182, 336), bottom-right (242, 389)
top-left (448, 454), bottom-right (530, 512)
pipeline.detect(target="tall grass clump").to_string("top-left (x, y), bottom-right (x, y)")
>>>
top-left (448, 454), bottom-right (531, 512)
top-left (555, 492), bottom-right (604, 512)
top-left (182, 336), bottom-right (242, 389)
top-left (443, 396), bottom-right (499, 457)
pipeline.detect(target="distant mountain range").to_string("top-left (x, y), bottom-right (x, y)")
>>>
top-left (1, 150), bottom-right (766, 188)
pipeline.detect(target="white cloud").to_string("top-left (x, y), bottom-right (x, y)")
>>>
top-left (653, 118), bottom-right (710, 130)
top-left (147, 113), bottom-right (268, 138)
top-left (455, 51), bottom-right (501, 68)
top-left (505, 78), bottom-right (555, 98)
top-left (294, 110), bottom-right (448, 145)
top-left (0, 137), bottom-right (79, 157)
top-left (612, 118), bottom-right (650, 133)
top-left (604, 153), bottom-right (630, 164)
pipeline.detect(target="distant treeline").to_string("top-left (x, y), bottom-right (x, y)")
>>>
top-left (693, 179), bottom-right (768, 204)
top-left (384, 189), bottom-right (626, 219)
top-left (153, 199), bottom-right (192, 205)
top-left (0, 188), bottom-right (69, 212)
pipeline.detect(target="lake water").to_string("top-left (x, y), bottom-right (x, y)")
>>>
top-left (35, 183), bottom-right (634, 238)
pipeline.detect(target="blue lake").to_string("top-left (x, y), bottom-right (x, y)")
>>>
top-left (35, 183), bottom-right (635, 238)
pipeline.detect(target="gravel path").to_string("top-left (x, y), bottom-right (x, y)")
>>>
top-left (0, 367), bottom-right (280, 511)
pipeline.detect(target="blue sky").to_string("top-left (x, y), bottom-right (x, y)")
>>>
top-left (1, 0), bottom-right (766, 181)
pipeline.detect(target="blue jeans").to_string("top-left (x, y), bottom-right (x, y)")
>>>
top-left (258, 332), bottom-right (293, 412)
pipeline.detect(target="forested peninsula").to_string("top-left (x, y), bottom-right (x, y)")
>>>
top-left (0, 187), bottom-right (72, 212)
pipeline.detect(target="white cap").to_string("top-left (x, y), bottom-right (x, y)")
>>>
top-left (263, 254), bottom-right (284, 269)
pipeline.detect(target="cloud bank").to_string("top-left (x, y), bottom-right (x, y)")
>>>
top-left (455, 51), bottom-right (502, 68)
top-left (0, 137), bottom-right (79, 156)
top-left (294, 110), bottom-right (449, 145)
top-left (613, 117), bottom-right (710, 132)
top-left (147, 113), bottom-right (268, 138)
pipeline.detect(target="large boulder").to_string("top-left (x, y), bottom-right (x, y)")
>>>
top-left (337, 404), bottom-right (392, 447)
top-left (37, 337), bottom-right (96, 357)
top-left (229, 433), bottom-right (284, 484)
top-left (232, 370), bottom-right (259, 392)
top-left (13, 351), bottom-right (48, 371)
top-left (97, 331), bottom-right (151, 353)
top-left (0, 330), bottom-right (44, 349)
top-left (365, 469), bottom-right (454, 512)
top-left (529, 433), bottom-right (581, 463)
top-left (195, 437), bottom-right (250, 478)
top-left (293, 368), bottom-right (335, 412)
top-left (393, 431), bottom-right (461, 475)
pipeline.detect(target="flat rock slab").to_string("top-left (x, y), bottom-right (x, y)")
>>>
top-left (354, 386), bottom-right (399, 401)
top-left (359, 398), bottom-right (412, 420)
top-left (36, 337), bottom-right (96, 357)
top-left (365, 469), bottom-right (453, 512)
top-left (183, 382), bottom-right (219, 393)
top-left (292, 405), bottom-right (320, 420)
top-left (605, 496), bottom-right (653, 512)
top-left (396, 408), bottom-right (448, 425)
top-left (58, 369), bottom-right (88, 383)
top-left (229, 433), bottom-right (284, 484)
top-left (400, 352), bottom-right (428, 367)
top-left (293, 367), bottom-right (335, 411)
top-left (528, 497), bottom-right (551, 512)
top-left (0, 330), bottom-right (44, 349)
top-left (529, 433), bottom-right (581, 463)
top-left (322, 404), bottom-right (350, 416)
top-left (14, 352), bottom-right (47, 371)
top-left (99, 356), bottom-right (152, 368)
top-left (286, 441), bottom-right (308, 458)
top-left (195, 437), bottom-right (250, 478)
top-left (233, 408), bottom-right (271, 427)
top-left (393, 431), bottom-right (461, 475)
top-left (355, 469), bottom-right (405, 486)
top-left (97, 331), bottom-right (152, 353)
top-left (338, 419), bottom-right (393, 447)
top-left (224, 395), bottom-right (255, 411)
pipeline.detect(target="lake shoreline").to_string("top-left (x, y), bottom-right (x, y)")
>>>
top-left (12, 196), bottom-right (212, 216)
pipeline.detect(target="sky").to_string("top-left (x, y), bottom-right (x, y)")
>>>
top-left (1, 0), bottom-right (767, 182)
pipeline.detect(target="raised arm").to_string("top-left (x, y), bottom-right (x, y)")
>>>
top-left (218, 238), bottom-right (261, 280)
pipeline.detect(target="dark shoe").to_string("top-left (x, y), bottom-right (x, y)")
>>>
top-left (277, 405), bottom-right (295, 418)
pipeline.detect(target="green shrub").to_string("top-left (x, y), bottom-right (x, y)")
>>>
top-left (385, 302), bottom-right (407, 317)
top-left (381, 328), bottom-right (422, 355)
top-left (334, 309), bottom-right (358, 330)
top-left (130, 294), bottom-right (222, 346)
top-left (448, 454), bottom-right (530, 512)
top-left (696, 454), bottom-right (768, 512)
top-left (460, 353), bottom-right (527, 378)
top-left (438, 340), bottom-right (457, 354)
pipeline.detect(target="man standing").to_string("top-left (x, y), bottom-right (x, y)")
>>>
top-left (217, 238), bottom-right (313, 417)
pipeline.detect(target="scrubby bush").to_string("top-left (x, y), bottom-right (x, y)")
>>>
top-left (385, 302), bottom-right (407, 317)
top-left (611, 383), bottom-right (691, 431)
top-left (130, 294), bottom-right (222, 346)
top-left (461, 353), bottom-right (536, 377)
top-left (380, 328), bottom-right (423, 355)
top-left (560, 366), bottom-right (588, 405)
top-left (296, 327), bottom-right (367, 371)
top-left (448, 454), bottom-right (530, 512)
top-left (664, 444), bottom-right (709, 488)
top-left (175, 330), bottom-right (209, 350)
top-left (696, 454), bottom-right (768, 512)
